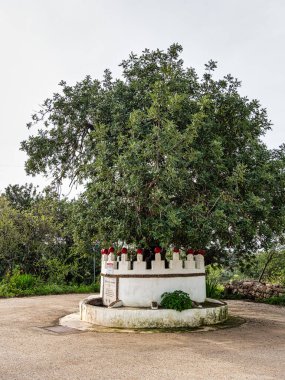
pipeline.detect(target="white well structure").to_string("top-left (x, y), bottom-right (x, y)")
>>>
top-left (100, 250), bottom-right (206, 307)
top-left (79, 248), bottom-right (228, 328)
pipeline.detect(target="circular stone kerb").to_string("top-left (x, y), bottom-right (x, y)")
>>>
top-left (80, 296), bottom-right (228, 328)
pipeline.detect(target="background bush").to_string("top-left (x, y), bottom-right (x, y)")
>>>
top-left (0, 267), bottom-right (99, 297)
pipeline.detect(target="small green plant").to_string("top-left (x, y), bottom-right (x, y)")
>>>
top-left (160, 290), bottom-right (192, 312)
top-left (206, 278), bottom-right (224, 299)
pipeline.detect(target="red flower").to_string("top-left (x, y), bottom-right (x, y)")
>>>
top-left (121, 247), bottom-right (128, 254)
top-left (137, 248), bottom-right (143, 254)
top-left (108, 246), bottom-right (115, 253)
top-left (198, 249), bottom-right (206, 256)
top-left (154, 247), bottom-right (162, 254)
top-left (101, 248), bottom-right (108, 255)
top-left (187, 249), bottom-right (194, 255)
top-left (173, 247), bottom-right (180, 253)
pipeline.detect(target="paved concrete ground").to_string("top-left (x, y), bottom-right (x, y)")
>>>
top-left (0, 295), bottom-right (284, 380)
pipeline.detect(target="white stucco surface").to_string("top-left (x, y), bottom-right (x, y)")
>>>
top-left (118, 275), bottom-right (206, 306)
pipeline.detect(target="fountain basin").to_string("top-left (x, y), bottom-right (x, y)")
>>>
top-left (80, 296), bottom-right (228, 328)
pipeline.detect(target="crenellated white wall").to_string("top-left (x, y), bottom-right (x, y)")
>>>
top-left (101, 252), bottom-right (205, 275)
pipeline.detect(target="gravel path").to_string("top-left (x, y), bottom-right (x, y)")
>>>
top-left (0, 294), bottom-right (284, 380)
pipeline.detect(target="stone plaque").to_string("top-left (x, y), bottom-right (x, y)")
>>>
top-left (103, 277), bottom-right (117, 306)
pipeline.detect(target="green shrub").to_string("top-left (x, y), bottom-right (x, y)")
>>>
top-left (0, 267), bottom-right (100, 297)
top-left (10, 273), bottom-right (37, 290)
top-left (206, 278), bottom-right (224, 299)
top-left (0, 267), bottom-right (39, 296)
top-left (160, 290), bottom-right (192, 312)
top-left (260, 295), bottom-right (285, 306)
top-left (0, 281), bottom-right (100, 297)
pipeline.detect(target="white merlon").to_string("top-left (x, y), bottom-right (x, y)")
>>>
top-left (169, 259), bottom-right (183, 271)
top-left (195, 254), bottom-right (205, 270)
top-left (151, 260), bottom-right (165, 271)
top-left (172, 252), bottom-right (180, 260)
top-left (132, 253), bottom-right (145, 272)
top-left (184, 254), bottom-right (196, 269)
top-left (102, 254), bottom-right (108, 262)
top-left (155, 253), bottom-right (161, 261)
top-left (151, 253), bottom-right (165, 271)
top-left (108, 252), bottom-right (115, 261)
top-left (117, 260), bottom-right (131, 273)
top-left (101, 254), bottom-right (108, 272)
top-left (133, 260), bottom-right (146, 273)
top-left (121, 253), bottom-right (128, 262)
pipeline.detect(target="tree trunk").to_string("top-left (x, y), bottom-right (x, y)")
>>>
top-left (258, 250), bottom-right (275, 283)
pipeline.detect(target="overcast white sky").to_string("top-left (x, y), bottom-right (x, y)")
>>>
top-left (0, 0), bottom-right (284, 196)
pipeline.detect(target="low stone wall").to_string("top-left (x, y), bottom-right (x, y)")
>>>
top-left (80, 296), bottom-right (228, 328)
top-left (225, 280), bottom-right (285, 300)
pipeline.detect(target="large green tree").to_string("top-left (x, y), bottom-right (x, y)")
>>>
top-left (21, 44), bottom-right (285, 264)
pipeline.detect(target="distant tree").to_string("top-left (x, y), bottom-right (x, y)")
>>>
top-left (21, 44), bottom-right (285, 264)
top-left (0, 193), bottom-right (64, 277)
top-left (3, 183), bottom-right (40, 211)
top-left (0, 189), bottom-right (94, 282)
top-left (0, 196), bottom-right (22, 275)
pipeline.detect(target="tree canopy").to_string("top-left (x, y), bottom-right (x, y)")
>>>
top-left (21, 44), bottom-right (285, 264)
